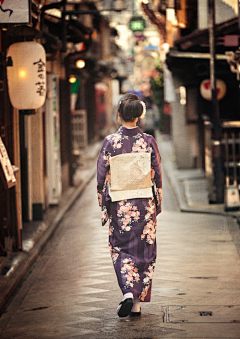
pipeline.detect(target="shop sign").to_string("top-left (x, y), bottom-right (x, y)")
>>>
top-left (0, 137), bottom-right (16, 189)
top-left (129, 16), bottom-right (145, 32)
top-left (0, 0), bottom-right (30, 24)
top-left (200, 79), bottom-right (227, 101)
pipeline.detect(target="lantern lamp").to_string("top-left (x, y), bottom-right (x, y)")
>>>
top-left (6, 41), bottom-right (46, 110)
top-left (69, 75), bottom-right (77, 83)
top-left (76, 59), bottom-right (85, 69)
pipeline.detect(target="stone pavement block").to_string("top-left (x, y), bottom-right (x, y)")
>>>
top-left (183, 179), bottom-right (209, 206)
top-left (2, 324), bottom-right (99, 339)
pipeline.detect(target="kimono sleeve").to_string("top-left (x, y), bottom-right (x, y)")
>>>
top-left (97, 138), bottom-right (112, 226)
top-left (150, 136), bottom-right (162, 215)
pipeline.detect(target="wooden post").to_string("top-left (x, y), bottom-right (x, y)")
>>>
top-left (208, 0), bottom-right (224, 203)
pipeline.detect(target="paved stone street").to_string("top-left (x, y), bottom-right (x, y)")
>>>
top-left (0, 164), bottom-right (240, 338)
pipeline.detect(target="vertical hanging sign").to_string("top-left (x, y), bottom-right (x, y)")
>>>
top-left (0, 137), bottom-right (16, 189)
top-left (0, 0), bottom-right (30, 24)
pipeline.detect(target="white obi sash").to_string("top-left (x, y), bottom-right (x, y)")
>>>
top-left (109, 152), bottom-right (153, 202)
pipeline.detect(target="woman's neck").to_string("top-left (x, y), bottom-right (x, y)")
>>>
top-left (121, 119), bottom-right (137, 128)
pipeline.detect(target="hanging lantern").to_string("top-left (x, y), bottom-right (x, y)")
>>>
top-left (200, 79), bottom-right (227, 101)
top-left (6, 41), bottom-right (46, 110)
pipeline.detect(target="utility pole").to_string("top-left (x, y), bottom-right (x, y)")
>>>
top-left (239, 0), bottom-right (240, 31)
top-left (208, 0), bottom-right (224, 203)
top-left (132, 0), bottom-right (136, 15)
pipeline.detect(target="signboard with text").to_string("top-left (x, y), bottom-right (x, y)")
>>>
top-left (0, 0), bottom-right (30, 24)
top-left (0, 137), bottom-right (16, 189)
top-left (129, 16), bottom-right (146, 32)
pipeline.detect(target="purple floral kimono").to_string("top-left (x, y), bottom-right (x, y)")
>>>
top-left (97, 126), bottom-right (162, 302)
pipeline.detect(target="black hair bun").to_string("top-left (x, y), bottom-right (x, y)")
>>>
top-left (118, 93), bottom-right (143, 122)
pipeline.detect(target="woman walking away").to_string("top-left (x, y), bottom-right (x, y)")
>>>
top-left (97, 93), bottom-right (162, 317)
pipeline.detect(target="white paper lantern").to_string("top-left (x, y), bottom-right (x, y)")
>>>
top-left (7, 41), bottom-right (46, 110)
top-left (200, 79), bottom-right (227, 101)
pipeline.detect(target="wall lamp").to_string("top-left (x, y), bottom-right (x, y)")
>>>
top-left (76, 59), bottom-right (85, 69)
top-left (69, 75), bottom-right (77, 83)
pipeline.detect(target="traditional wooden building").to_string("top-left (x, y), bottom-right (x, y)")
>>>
top-left (0, 0), bottom-right (124, 253)
top-left (143, 0), bottom-right (240, 203)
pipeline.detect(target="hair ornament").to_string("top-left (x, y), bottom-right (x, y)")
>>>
top-left (140, 101), bottom-right (146, 118)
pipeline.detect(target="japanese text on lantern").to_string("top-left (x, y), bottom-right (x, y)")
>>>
top-left (33, 59), bottom-right (46, 97)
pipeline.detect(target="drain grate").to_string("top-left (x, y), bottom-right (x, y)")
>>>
top-left (161, 305), bottom-right (240, 323)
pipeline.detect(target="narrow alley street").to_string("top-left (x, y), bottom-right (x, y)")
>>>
top-left (1, 2), bottom-right (240, 338)
top-left (0, 159), bottom-right (240, 338)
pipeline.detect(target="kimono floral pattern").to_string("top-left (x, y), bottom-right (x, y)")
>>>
top-left (132, 137), bottom-right (151, 153)
top-left (133, 132), bottom-right (143, 139)
top-left (97, 188), bottom-right (102, 207)
top-left (140, 260), bottom-right (156, 301)
top-left (157, 187), bottom-right (162, 202)
top-left (97, 126), bottom-right (162, 302)
top-left (105, 172), bottom-right (111, 186)
top-left (141, 220), bottom-right (156, 245)
top-left (144, 198), bottom-right (155, 221)
top-left (109, 243), bottom-right (121, 265)
top-left (101, 206), bottom-right (109, 225)
top-left (141, 199), bottom-right (157, 244)
top-left (121, 258), bottom-right (140, 288)
top-left (103, 151), bottom-right (111, 167)
top-left (117, 201), bottom-right (140, 233)
top-left (107, 131), bottom-right (129, 150)
top-left (109, 220), bottom-right (114, 236)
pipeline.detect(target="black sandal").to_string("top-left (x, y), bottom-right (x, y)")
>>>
top-left (130, 308), bottom-right (141, 317)
top-left (117, 298), bottom-right (133, 317)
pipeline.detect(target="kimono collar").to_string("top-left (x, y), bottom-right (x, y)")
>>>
top-left (119, 126), bottom-right (143, 137)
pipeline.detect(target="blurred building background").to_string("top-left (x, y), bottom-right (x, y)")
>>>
top-left (0, 0), bottom-right (240, 254)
